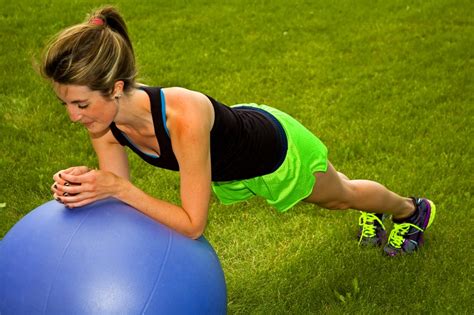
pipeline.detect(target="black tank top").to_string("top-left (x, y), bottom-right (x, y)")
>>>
top-left (109, 86), bottom-right (287, 181)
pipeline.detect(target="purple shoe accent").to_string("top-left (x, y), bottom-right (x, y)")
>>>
top-left (384, 198), bottom-right (436, 256)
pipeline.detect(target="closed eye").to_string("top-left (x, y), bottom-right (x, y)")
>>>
top-left (56, 96), bottom-right (89, 109)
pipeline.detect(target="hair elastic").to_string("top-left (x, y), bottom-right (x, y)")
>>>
top-left (89, 17), bottom-right (105, 26)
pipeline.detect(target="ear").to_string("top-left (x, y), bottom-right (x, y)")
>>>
top-left (112, 80), bottom-right (125, 98)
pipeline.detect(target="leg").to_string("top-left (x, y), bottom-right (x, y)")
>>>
top-left (304, 162), bottom-right (436, 256)
top-left (304, 162), bottom-right (415, 220)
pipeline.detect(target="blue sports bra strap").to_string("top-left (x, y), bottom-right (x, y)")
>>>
top-left (159, 89), bottom-right (170, 137)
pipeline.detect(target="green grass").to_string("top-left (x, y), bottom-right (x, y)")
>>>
top-left (1, 0), bottom-right (473, 313)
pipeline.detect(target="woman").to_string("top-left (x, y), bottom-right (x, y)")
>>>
top-left (43, 6), bottom-right (435, 256)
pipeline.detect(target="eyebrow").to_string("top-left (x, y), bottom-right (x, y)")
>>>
top-left (56, 96), bottom-right (89, 104)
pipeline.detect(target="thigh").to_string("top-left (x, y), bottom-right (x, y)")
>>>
top-left (303, 161), bottom-right (352, 207)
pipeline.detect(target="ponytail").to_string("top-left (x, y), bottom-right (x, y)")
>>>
top-left (41, 6), bottom-right (137, 96)
top-left (88, 6), bottom-right (134, 55)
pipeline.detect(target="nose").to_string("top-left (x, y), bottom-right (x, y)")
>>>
top-left (66, 105), bottom-right (82, 122)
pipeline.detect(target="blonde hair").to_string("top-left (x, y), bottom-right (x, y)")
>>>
top-left (41, 6), bottom-right (137, 96)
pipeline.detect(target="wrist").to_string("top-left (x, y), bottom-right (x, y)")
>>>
top-left (114, 175), bottom-right (130, 201)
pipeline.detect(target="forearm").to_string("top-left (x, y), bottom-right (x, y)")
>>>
top-left (115, 179), bottom-right (207, 239)
top-left (55, 169), bottom-right (207, 239)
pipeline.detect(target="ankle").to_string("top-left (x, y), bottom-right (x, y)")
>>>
top-left (392, 198), bottom-right (417, 222)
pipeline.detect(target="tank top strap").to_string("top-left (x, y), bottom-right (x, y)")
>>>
top-left (107, 86), bottom-right (180, 171)
top-left (109, 122), bottom-right (128, 145)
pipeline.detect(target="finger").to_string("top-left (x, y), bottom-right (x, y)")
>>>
top-left (61, 166), bottom-right (78, 174)
top-left (62, 194), bottom-right (97, 208)
top-left (53, 193), bottom-right (63, 203)
top-left (56, 180), bottom-right (83, 192)
top-left (52, 182), bottom-right (65, 195)
top-left (52, 182), bottom-right (69, 195)
top-left (60, 166), bottom-right (88, 174)
top-left (66, 198), bottom-right (96, 209)
top-left (53, 166), bottom-right (90, 184)
top-left (53, 171), bottom-right (64, 183)
top-left (61, 184), bottom-right (82, 196)
top-left (60, 189), bottom-right (94, 203)
top-left (68, 166), bottom-right (90, 176)
top-left (60, 172), bottom-right (91, 185)
top-left (51, 182), bottom-right (57, 193)
top-left (61, 166), bottom-right (88, 176)
top-left (53, 171), bottom-right (71, 185)
top-left (54, 184), bottom-right (80, 197)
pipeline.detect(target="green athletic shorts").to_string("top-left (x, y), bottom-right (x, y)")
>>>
top-left (211, 104), bottom-right (328, 212)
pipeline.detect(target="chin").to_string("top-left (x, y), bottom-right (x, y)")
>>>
top-left (85, 123), bottom-right (101, 132)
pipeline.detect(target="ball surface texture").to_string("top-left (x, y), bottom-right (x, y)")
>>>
top-left (0, 198), bottom-right (226, 314)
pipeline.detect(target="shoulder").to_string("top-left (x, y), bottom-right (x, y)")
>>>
top-left (162, 87), bottom-right (214, 131)
top-left (162, 87), bottom-right (210, 106)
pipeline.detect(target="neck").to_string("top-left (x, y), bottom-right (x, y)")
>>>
top-left (113, 88), bottom-right (152, 131)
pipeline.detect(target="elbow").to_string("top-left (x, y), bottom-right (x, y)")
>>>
top-left (179, 206), bottom-right (207, 239)
top-left (189, 233), bottom-right (203, 240)
top-left (182, 222), bottom-right (206, 240)
top-left (186, 226), bottom-right (205, 240)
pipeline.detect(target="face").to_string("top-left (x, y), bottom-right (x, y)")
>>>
top-left (53, 83), bottom-right (118, 134)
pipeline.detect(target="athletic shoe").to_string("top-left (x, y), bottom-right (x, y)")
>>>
top-left (384, 198), bottom-right (436, 256)
top-left (358, 212), bottom-right (387, 247)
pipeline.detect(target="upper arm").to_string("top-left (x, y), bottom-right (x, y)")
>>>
top-left (90, 129), bottom-right (130, 180)
top-left (164, 87), bottom-right (214, 229)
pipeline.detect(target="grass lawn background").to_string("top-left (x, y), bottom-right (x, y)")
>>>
top-left (0, 0), bottom-right (472, 313)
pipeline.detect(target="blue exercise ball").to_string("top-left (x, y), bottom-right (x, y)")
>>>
top-left (0, 198), bottom-right (227, 315)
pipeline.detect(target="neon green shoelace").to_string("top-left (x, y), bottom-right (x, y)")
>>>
top-left (387, 222), bottom-right (424, 248)
top-left (358, 212), bottom-right (385, 244)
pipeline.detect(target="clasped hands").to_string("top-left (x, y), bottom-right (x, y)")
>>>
top-left (51, 166), bottom-right (121, 208)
